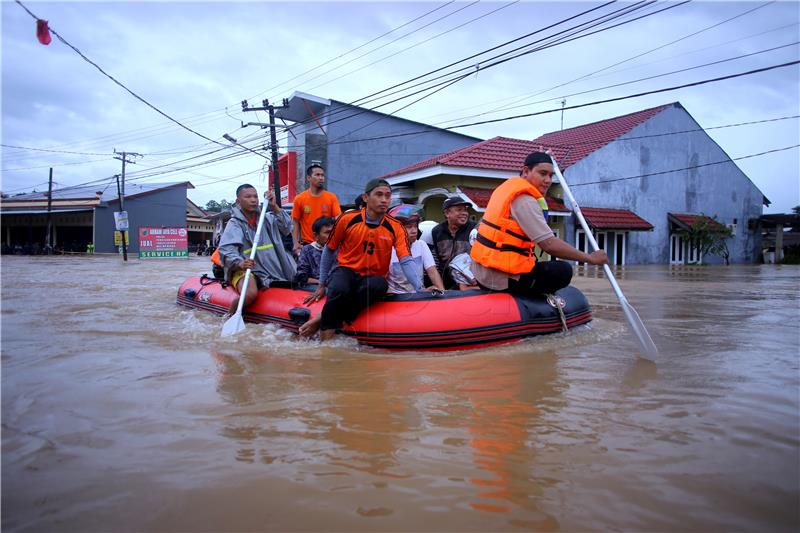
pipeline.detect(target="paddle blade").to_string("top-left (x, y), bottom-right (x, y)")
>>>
top-left (620, 299), bottom-right (659, 361)
top-left (221, 312), bottom-right (246, 338)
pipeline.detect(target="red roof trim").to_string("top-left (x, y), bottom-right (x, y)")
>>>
top-left (668, 212), bottom-right (727, 232)
top-left (381, 103), bottom-right (676, 179)
top-left (581, 207), bottom-right (654, 231)
top-left (532, 104), bottom-right (673, 170)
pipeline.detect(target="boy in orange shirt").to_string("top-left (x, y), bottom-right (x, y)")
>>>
top-left (291, 164), bottom-right (341, 256)
top-left (299, 179), bottom-right (423, 341)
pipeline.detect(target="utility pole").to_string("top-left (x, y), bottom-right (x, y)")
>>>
top-left (560, 99), bottom-right (567, 130)
top-left (240, 98), bottom-right (290, 207)
top-left (113, 150), bottom-right (141, 261)
top-left (45, 167), bottom-right (53, 254)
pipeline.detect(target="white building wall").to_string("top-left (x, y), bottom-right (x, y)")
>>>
top-left (562, 104), bottom-right (764, 264)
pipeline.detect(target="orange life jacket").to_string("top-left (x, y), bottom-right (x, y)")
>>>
top-left (470, 177), bottom-right (546, 275)
top-left (210, 247), bottom-right (222, 267)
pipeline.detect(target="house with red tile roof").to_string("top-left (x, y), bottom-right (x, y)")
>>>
top-left (382, 102), bottom-right (767, 265)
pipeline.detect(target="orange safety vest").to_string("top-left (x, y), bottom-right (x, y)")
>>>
top-left (470, 177), bottom-right (546, 275)
top-left (210, 247), bottom-right (222, 266)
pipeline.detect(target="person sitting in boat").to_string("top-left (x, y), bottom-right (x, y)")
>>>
top-left (218, 184), bottom-right (296, 314)
top-left (298, 178), bottom-right (424, 341)
top-left (293, 216), bottom-right (335, 285)
top-left (470, 151), bottom-right (608, 295)
top-left (386, 204), bottom-right (445, 294)
top-left (430, 195), bottom-right (479, 290)
top-left (448, 228), bottom-right (481, 290)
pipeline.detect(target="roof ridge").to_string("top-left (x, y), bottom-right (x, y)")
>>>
top-left (554, 102), bottom-right (675, 135)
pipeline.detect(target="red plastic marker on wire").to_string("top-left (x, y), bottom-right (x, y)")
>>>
top-left (36, 19), bottom-right (51, 45)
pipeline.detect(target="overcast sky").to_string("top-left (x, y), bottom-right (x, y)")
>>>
top-left (2, 0), bottom-right (798, 213)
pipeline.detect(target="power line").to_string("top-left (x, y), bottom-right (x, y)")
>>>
top-left (297, 1), bottom-right (664, 141)
top-left (434, 41), bottom-right (799, 126)
top-left (303, 1), bottom-right (518, 95)
top-left (14, 0), bottom-right (229, 148)
top-left (481, 0), bottom-right (779, 116)
top-left (443, 60), bottom-right (800, 130)
top-left (571, 144), bottom-right (800, 186)
top-left (0, 145), bottom-right (112, 156)
top-left (247, 1), bottom-right (458, 103)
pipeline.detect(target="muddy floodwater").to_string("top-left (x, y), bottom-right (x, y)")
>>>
top-left (2, 255), bottom-right (798, 532)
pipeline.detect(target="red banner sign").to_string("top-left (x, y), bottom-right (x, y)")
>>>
top-left (138, 227), bottom-right (188, 258)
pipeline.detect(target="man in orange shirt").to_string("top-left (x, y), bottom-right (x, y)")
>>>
top-left (299, 178), bottom-right (423, 341)
top-left (291, 164), bottom-right (342, 257)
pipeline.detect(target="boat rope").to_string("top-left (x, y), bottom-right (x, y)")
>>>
top-left (546, 293), bottom-right (569, 332)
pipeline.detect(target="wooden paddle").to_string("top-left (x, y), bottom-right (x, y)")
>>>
top-left (549, 153), bottom-right (659, 361)
top-left (221, 198), bottom-right (270, 338)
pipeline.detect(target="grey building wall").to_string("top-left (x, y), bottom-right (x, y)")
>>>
top-left (562, 104), bottom-right (764, 264)
top-left (94, 186), bottom-right (188, 254)
top-left (285, 101), bottom-right (479, 205)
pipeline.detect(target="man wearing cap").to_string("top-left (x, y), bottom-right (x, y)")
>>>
top-left (470, 151), bottom-right (608, 296)
top-left (430, 195), bottom-right (479, 289)
top-left (291, 164), bottom-right (342, 257)
top-left (298, 178), bottom-right (424, 341)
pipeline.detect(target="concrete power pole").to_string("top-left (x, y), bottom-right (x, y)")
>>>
top-left (113, 150), bottom-right (142, 261)
top-left (241, 98), bottom-right (290, 207)
top-left (45, 167), bottom-right (53, 254)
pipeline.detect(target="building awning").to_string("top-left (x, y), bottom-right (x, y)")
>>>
top-left (457, 186), bottom-right (571, 215)
top-left (581, 207), bottom-right (654, 231)
top-left (668, 212), bottom-right (726, 232)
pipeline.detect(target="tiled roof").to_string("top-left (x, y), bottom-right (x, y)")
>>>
top-left (582, 207), bottom-right (654, 231)
top-left (668, 213), bottom-right (727, 232)
top-left (458, 186), bottom-right (569, 212)
top-left (382, 103), bottom-right (675, 179)
top-left (532, 104), bottom-right (673, 170)
top-left (382, 137), bottom-right (544, 179)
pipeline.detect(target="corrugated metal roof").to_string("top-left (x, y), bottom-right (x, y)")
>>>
top-left (2, 181), bottom-right (192, 202)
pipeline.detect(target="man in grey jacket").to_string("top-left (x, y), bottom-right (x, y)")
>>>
top-left (218, 184), bottom-right (296, 313)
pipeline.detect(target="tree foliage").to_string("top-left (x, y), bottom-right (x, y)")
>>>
top-left (677, 214), bottom-right (733, 265)
top-left (204, 199), bottom-right (232, 212)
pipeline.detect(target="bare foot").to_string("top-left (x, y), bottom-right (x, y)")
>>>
top-left (298, 314), bottom-right (321, 337)
top-left (319, 329), bottom-right (335, 342)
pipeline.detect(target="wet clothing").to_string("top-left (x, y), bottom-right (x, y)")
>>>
top-left (294, 241), bottom-right (324, 284)
top-left (318, 209), bottom-right (421, 331)
top-left (326, 208), bottom-right (411, 277)
top-left (291, 190), bottom-right (341, 244)
top-left (320, 268), bottom-right (389, 331)
top-left (471, 177), bottom-right (569, 295)
top-left (430, 219), bottom-right (478, 289)
top-left (218, 205), bottom-right (296, 289)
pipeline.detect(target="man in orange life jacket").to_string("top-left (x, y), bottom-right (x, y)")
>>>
top-left (298, 178), bottom-right (422, 341)
top-left (470, 151), bottom-right (608, 295)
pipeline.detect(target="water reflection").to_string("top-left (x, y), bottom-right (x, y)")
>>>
top-left (210, 346), bottom-right (566, 525)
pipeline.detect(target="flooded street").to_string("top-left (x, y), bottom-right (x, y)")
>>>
top-left (2, 255), bottom-right (798, 532)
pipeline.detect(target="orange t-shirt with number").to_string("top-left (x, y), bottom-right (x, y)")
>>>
top-left (327, 209), bottom-right (411, 277)
top-left (291, 190), bottom-right (342, 243)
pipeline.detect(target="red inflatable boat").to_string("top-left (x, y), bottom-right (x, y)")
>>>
top-left (176, 275), bottom-right (592, 351)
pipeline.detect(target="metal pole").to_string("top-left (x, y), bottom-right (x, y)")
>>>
top-left (115, 174), bottom-right (128, 261)
top-left (45, 167), bottom-right (53, 254)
